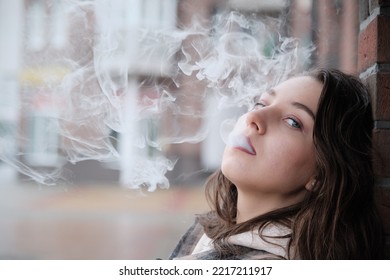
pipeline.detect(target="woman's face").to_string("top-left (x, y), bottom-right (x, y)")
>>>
top-left (221, 76), bottom-right (323, 199)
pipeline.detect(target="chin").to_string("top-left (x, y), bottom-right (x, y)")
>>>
top-left (220, 165), bottom-right (241, 186)
top-left (220, 163), bottom-right (232, 180)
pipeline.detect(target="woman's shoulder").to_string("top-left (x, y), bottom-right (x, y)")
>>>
top-left (168, 216), bottom-right (205, 259)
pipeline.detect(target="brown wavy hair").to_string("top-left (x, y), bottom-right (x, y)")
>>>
top-left (199, 68), bottom-right (384, 259)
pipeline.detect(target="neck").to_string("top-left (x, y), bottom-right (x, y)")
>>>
top-left (235, 187), bottom-right (307, 224)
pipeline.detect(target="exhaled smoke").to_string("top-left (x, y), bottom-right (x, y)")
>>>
top-left (0, 1), bottom-right (313, 191)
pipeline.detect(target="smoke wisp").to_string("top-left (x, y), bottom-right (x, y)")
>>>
top-left (0, 1), bottom-right (314, 191)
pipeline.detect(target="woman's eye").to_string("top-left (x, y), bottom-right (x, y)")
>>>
top-left (285, 118), bottom-right (302, 129)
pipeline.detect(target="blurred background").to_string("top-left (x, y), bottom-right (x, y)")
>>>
top-left (0, 0), bottom-right (360, 259)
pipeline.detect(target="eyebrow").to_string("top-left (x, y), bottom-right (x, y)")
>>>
top-left (265, 88), bottom-right (316, 120)
top-left (292, 102), bottom-right (315, 120)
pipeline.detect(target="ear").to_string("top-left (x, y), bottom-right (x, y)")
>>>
top-left (305, 176), bottom-right (317, 191)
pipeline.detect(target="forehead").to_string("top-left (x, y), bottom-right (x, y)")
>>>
top-left (271, 76), bottom-right (323, 100)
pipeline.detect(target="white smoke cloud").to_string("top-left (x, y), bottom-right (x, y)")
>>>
top-left (0, 1), bottom-right (313, 191)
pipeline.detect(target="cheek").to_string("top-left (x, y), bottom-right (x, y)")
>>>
top-left (269, 139), bottom-right (316, 175)
top-left (283, 145), bottom-right (316, 178)
top-left (221, 137), bottom-right (317, 188)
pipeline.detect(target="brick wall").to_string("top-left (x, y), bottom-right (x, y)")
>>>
top-left (358, 0), bottom-right (390, 259)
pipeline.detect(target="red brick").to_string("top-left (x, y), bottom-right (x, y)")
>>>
top-left (358, 17), bottom-right (378, 71)
top-left (373, 129), bottom-right (390, 177)
top-left (364, 72), bottom-right (390, 120)
top-left (358, 16), bottom-right (390, 71)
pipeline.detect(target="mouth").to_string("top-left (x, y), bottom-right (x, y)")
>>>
top-left (227, 132), bottom-right (256, 155)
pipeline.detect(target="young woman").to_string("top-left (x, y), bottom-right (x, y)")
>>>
top-left (169, 68), bottom-right (384, 260)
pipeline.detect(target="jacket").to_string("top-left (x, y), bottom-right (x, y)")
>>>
top-left (169, 216), bottom-right (292, 260)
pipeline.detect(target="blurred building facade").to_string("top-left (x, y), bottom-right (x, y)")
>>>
top-left (0, 0), bottom-right (362, 187)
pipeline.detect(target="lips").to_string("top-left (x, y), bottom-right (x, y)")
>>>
top-left (226, 131), bottom-right (256, 155)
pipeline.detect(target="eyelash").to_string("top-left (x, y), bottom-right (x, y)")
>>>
top-left (284, 117), bottom-right (302, 129)
top-left (250, 102), bottom-right (303, 130)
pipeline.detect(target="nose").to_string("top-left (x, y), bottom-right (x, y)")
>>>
top-left (245, 109), bottom-right (266, 134)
